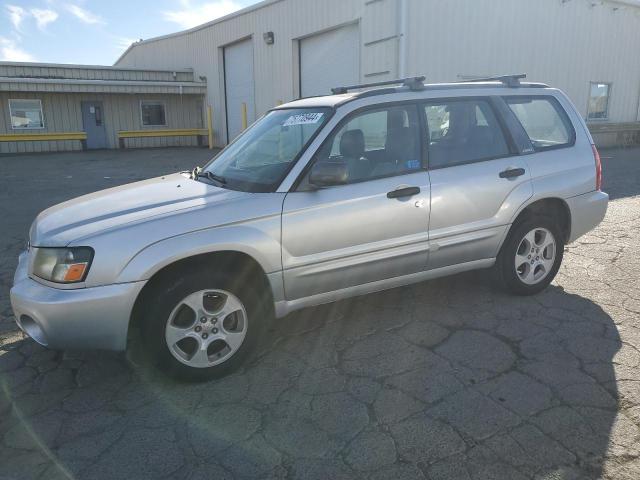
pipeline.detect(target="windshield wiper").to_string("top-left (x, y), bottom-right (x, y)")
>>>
top-left (191, 167), bottom-right (227, 185)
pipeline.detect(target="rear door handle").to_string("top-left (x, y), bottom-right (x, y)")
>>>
top-left (499, 168), bottom-right (526, 179)
top-left (387, 186), bottom-right (421, 199)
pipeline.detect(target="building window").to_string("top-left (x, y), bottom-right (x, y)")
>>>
top-left (587, 83), bottom-right (611, 121)
top-left (141, 101), bottom-right (166, 126)
top-left (9, 99), bottom-right (44, 129)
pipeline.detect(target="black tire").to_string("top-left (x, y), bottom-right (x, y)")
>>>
top-left (493, 216), bottom-right (565, 296)
top-left (141, 268), bottom-right (270, 381)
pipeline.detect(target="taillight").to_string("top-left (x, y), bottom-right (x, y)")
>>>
top-left (592, 144), bottom-right (602, 191)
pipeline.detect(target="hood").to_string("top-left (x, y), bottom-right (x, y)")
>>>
top-left (30, 173), bottom-right (246, 246)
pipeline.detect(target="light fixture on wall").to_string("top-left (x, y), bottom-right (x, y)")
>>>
top-left (263, 31), bottom-right (274, 45)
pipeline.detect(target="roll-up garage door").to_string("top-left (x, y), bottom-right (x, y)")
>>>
top-left (224, 38), bottom-right (255, 141)
top-left (300, 24), bottom-right (360, 97)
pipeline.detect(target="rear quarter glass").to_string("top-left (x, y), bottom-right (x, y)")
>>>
top-left (502, 95), bottom-right (576, 152)
top-left (547, 89), bottom-right (595, 145)
top-left (503, 91), bottom-right (598, 197)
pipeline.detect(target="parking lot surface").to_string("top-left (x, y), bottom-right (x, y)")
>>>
top-left (1, 147), bottom-right (639, 480)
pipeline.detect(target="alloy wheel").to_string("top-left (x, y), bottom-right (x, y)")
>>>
top-left (514, 227), bottom-right (557, 286)
top-left (164, 289), bottom-right (247, 368)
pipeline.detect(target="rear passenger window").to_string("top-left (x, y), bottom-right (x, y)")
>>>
top-left (424, 99), bottom-right (510, 169)
top-left (504, 97), bottom-right (574, 151)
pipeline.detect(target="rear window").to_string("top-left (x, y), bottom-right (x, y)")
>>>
top-left (424, 99), bottom-right (510, 169)
top-left (504, 96), bottom-right (574, 151)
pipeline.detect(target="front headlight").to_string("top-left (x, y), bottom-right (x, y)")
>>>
top-left (32, 247), bottom-right (94, 284)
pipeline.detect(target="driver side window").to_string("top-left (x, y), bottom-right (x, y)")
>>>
top-left (312, 104), bottom-right (422, 184)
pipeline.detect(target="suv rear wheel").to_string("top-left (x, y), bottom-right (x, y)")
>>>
top-left (141, 269), bottom-right (268, 381)
top-left (494, 217), bottom-right (564, 295)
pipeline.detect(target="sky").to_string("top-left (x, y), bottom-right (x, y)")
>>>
top-left (0, 0), bottom-right (261, 65)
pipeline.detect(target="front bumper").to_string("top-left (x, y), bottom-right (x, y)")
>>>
top-left (10, 251), bottom-right (145, 351)
top-left (566, 190), bottom-right (609, 243)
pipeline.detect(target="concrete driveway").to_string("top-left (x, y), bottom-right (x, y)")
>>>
top-left (1, 147), bottom-right (639, 480)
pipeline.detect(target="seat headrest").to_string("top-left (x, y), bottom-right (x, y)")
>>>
top-left (469, 125), bottom-right (494, 143)
top-left (386, 127), bottom-right (416, 161)
top-left (388, 109), bottom-right (407, 130)
top-left (340, 129), bottom-right (365, 159)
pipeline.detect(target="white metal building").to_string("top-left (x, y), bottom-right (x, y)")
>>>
top-left (115, 0), bottom-right (640, 147)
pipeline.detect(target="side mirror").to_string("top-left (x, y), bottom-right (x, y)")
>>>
top-left (309, 161), bottom-right (349, 187)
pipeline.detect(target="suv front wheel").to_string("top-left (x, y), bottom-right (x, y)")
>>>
top-left (141, 269), bottom-right (268, 380)
top-left (494, 217), bottom-right (565, 295)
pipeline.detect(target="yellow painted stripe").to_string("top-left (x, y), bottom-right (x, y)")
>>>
top-left (118, 129), bottom-right (208, 138)
top-left (207, 105), bottom-right (214, 150)
top-left (0, 132), bottom-right (87, 142)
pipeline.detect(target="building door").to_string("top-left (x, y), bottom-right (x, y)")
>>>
top-left (224, 38), bottom-right (255, 142)
top-left (81, 101), bottom-right (107, 149)
top-left (299, 23), bottom-right (360, 97)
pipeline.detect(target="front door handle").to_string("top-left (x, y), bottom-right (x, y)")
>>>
top-left (387, 186), bottom-right (421, 199)
top-left (499, 167), bottom-right (526, 179)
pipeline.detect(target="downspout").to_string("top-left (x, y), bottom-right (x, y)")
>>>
top-left (398, 0), bottom-right (408, 77)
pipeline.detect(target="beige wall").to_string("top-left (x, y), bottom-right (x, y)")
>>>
top-left (116, 0), bottom-right (640, 145)
top-left (116, 0), bottom-right (378, 145)
top-left (404, 0), bottom-right (640, 128)
top-left (0, 92), bottom-right (204, 154)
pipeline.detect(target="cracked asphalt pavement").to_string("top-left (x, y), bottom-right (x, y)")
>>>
top-left (1, 147), bottom-right (639, 479)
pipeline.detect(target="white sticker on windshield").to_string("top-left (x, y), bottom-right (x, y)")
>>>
top-left (283, 112), bottom-right (324, 126)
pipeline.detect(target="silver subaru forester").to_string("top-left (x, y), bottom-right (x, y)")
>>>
top-left (10, 75), bottom-right (609, 379)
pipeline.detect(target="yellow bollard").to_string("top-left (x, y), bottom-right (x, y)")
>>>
top-left (207, 105), bottom-right (213, 149)
top-left (241, 102), bottom-right (248, 131)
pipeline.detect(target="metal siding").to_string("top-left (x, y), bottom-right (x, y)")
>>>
top-left (0, 92), bottom-right (203, 154)
top-left (116, 0), bottom-right (640, 141)
top-left (362, 0), bottom-right (397, 45)
top-left (0, 63), bottom-right (196, 82)
top-left (363, 38), bottom-right (397, 80)
top-left (404, 0), bottom-right (640, 122)
top-left (115, 0), bottom-right (368, 146)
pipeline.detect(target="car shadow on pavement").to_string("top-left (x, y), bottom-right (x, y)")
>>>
top-left (601, 149), bottom-right (640, 200)
top-left (0, 272), bottom-right (626, 480)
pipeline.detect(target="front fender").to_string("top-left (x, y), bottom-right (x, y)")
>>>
top-left (115, 223), bottom-right (282, 284)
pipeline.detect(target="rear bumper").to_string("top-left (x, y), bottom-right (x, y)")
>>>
top-left (567, 190), bottom-right (609, 243)
top-left (10, 251), bottom-right (145, 351)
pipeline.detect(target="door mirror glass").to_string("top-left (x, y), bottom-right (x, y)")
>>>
top-left (309, 161), bottom-right (349, 187)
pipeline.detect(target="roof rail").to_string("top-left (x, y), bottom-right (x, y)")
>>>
top-left (331, 76), bottom-right (426, 95)
top-left (457, 74), bottom-right (527, 88)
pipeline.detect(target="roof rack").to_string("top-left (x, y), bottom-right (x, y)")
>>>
top-left (457, 74), bottom-right (527, 88)
top-left (331, 76), bottom-right (426, 95)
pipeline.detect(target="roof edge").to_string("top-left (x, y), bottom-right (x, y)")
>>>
top-left (0, 60), bottom-right (194, 73)
top-left (0, 76), bottom-right (206, 87)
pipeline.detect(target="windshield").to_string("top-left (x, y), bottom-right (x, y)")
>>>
top-left (202, 108), bottom-right (332, 192)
